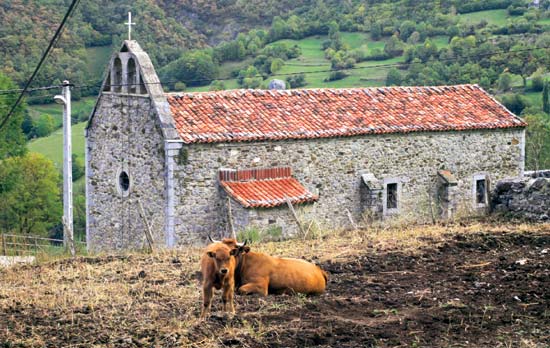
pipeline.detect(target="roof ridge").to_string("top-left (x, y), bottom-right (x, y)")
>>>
top-left (165, 84), bottom-right (481, 98)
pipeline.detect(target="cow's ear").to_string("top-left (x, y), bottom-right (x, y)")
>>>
top-left (207, 251), bottom-right (216, 258)
top-left (242, 246), bottom-right (251, 253)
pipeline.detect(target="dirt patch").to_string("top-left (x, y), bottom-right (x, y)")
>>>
top-left (0, 223), bottom-right (548, 347)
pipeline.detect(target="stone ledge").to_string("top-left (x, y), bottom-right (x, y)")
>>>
top-left (0, 256), bottom-right (35, 268)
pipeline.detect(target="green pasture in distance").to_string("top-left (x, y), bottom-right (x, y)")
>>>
top-left (27, 97), bottom-right (96, 128)
top-left (523, 91), bottom-right (542, 108)
top-left (28, 121), bottom-right (87, 170)
top-left (458, 9), bottom-right (511, 27)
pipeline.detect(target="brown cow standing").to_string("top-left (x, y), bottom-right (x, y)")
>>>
top-left (199, 238), bottom-right (244, 318)
top-left (221, 239), bottom-right (328, 296)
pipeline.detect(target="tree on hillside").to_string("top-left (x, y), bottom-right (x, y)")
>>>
top-left (507, 44), bottom-right (538, 88)
top-left (543, 80), bottom-right (550, 114)
top-left (0, 72), bottom-right (27, 160)
top-left (386, 68), bottom-right (403, 86)
top-left (238, 66), bottom-right (263, 89)
top-left (33, 114), bottom-right (55, 138)
top-left (209, 80), bottom-right (226, 91)
top-left (524, 112), bottom-right (550, 171)
top-left (270, 58), bottom-right (285, 73)
top-left (498, 72), bottom-right (512, 92)
top-left (501, 93), bottom-right (528, 115)
top-left (399, 21), bottom-right (416, 42)
top-left (286, 73), bottom-right (307, 88)
top-left (0, 153), bottom-right (62, 236)
top-left (72, 154), bottom-right (85, 182)
top-left (160, 51), bottom-right (219, 87)
top-left (384, 35), bottom-right (406, 57)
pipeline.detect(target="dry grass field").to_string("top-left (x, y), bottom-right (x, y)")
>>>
top-left (0, 218), bottom-right (549, 347)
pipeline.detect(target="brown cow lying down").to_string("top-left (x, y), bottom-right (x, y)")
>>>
top-left (199, 238), bottom-right (246, 318)
top-left (219, 238), bottom-right (328, 296)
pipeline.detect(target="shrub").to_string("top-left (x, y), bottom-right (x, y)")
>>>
top-left (324, 70), bottom-right (348, 82)
top-left (386, 68), bottom-right (402, 86)
top-left (497, 72), bottom-right (512, 92)
top-left (500, 93), bottom-right (529, 115)
top-left (367, 48), bottom-right (391, 61)
top-left (237, 227), bottom-right (262, 243)
top-left (530, 75), bottom-right (544, 92)
top-left (34, 114), bottom-right (55, 138)
top-left (287, 73), bottom-right (307, 88)
top-left (174, 82), bottom-right (186, 91)
top-left (383, 36), bottom-right (406, 57)
top-left (72, 154), bottom-right (85, 182)
top-left (507, 4), bottom-right (527, 16)
top-left (209, 80), bottom-right (226, 91)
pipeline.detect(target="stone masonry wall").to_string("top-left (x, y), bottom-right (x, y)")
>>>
top-left (216, 190), bottom-right (317, 240)
top-left (492, 171), bottom-right (550, 220)
top-left (86, 94), bottom-right (167, 251)
top-left (172, 128), bottom-right (524, 243)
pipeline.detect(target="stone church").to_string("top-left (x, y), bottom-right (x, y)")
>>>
top-left (85, 40), bottom-right (527, 251)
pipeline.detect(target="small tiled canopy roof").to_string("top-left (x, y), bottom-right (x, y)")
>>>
top-left (219, 167), bottom-right (318, 208)
top-left (166, 85), bottom-right (526, 144)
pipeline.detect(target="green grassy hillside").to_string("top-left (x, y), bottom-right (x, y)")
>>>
top-left (27, 122), bottom-right (87, 169)
top-left (27, 97), bottom-right (96, 128)
top-left (458, 9), bottom-right (512, 26)
top-left (187, 32), bottom-right (409, 92)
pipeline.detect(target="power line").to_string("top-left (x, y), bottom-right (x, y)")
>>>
top-left (0, 95), bottom-right (55, 104)
top-left (0, 85), bottom-right (63, 96)
top-left (0, 0), bottom-right (81, 131)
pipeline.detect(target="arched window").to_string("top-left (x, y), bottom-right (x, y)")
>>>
top-left (103, 73), bottom-right (111, 92)
top-left (138, 74), bottom-right (147, 94)
top-left (127, 58), bottom-right (137, 94)
top-left (113, 57), bottom-right (122, 93)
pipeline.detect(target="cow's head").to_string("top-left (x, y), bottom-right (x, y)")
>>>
top-left (205, 243), bottom-right (236, 277)
top-left (208, 236), bottom-right (250, 257)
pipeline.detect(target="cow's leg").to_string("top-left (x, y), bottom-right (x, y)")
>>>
top-left (237, 280), bottom-right (268, 296)
top-left (200, 284), bottom-right (213, 318)
top-left (222, 283), bottom-right (235, 314)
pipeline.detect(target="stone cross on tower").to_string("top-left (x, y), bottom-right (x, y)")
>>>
top-left (125, 12), bottom-right (135, 40)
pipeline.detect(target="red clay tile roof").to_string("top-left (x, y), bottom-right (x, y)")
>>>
top-left (166, 85), bottom-right (526, 144)
top-left (219, 167), bottom-right (318, 208)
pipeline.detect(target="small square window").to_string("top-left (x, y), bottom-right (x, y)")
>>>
top-left (387, 183), bottom-right (398, 209)
top-left (476, 179), bottom-right (486, 204)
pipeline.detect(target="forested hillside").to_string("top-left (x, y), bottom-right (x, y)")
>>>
top-left (2, 1), bottom-right (550, 97)
top-left (0, 0), bottom-right (314, 99)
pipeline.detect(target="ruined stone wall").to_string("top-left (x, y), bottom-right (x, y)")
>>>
top-left (86, 94), bottom-right (167, 251)
top-left (492, 171), bottom-right (550, 220)
top-left (173, 128), bottom-right (524, 242)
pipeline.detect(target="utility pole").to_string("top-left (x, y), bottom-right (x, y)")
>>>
top-left (54, 81), bottom-right (75, 256)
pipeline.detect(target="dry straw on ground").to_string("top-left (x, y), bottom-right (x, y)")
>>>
top-left (1, 218), bottom-right (549, 347)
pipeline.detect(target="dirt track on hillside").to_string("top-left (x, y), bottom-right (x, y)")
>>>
top-left (0, 226), bottom-right (548, 347)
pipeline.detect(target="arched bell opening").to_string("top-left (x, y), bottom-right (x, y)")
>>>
top-left (127, 58), bottom-right (137, 94)
top-left (113, 57), bottom-right (123, 93)
top-left (103, 73), bottom-right (111, 92)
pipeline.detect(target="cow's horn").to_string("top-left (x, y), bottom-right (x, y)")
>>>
top-left (208, 235), bottom-right (220, 243)
top-left (236, 239), bottom-right (248, 247)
